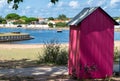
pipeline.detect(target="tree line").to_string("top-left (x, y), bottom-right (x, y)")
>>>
top-left (0, 13), bottom-right (69, 27)
top-left (0, 13), bottom-right (38, 24)
top-left (113, 17), bottom-right (120, 20)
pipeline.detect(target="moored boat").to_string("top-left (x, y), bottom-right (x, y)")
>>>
top-left (57, 29), bottom-right (62, 33)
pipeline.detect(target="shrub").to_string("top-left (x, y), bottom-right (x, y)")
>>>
top-left (43, 40), bottom-right (60, 63)
top-left (48, 23), bottom-right (54, 28)
top-left (55, 22), bottom-right (67, 27)
top-left (114, 47), bottom-right (119, 62)
top-left (2, 21), bottom-right (7, 24)
top-left (37, 39), bottom-right (68, 65)
top-left (56, 48), bottom-right (68, 65)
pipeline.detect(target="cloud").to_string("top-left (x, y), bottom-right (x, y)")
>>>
top-left (103, 6), bottom-right (108, 9)
top-left (110, 0), bottom-right (120, 7)
top-left (20, 6), bottom-right (32, 16)
top-left (8, 4), bottom-right (13, 9)
top-left (97, 0), bottom-right (106, 6)
top-left (87, 0), bottom-right (107, 7)
top-left (8, 2), bottom-right (14, 9)
top-left (0, 0), bottom-right (7, 9)
top-left (47, 1), bottom-right (64, 10)
top-left (26, 6), bottom-right (31, 9)
top-left (16, 6), bottom-right (31, 16)
top-left (103, 0), bottom-right (120, 9)
top-left (87, 0), bottom-right (94, 5)
top-left (0, 0), bottom-right (119, 18)
top-left (47, 2), bottom-right (53, 8)
top-left (69, 1), bottom-right (79, 9)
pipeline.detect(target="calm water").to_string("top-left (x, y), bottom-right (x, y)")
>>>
top-left (0, 28), bottom-right (69, 44)
top-left (0, 28), bottom-right (120, 44)
top-left (114, 32), bottom-right (120, 40)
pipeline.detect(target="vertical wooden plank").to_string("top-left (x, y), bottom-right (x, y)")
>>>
top-left (79, 8), bottom-right (114, 78)
top-left (69, 7), bottom-right (114, 79)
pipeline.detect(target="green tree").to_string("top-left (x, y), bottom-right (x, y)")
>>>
top-left (2, 21), bottom-right (7, 24)
top-left (5, 13), bottom-right (20, 20)
top-left (48, 23), bottom-right (54, 28)
top-left (19, 16), bottom-right (28, 24)
top-left (57, 14), bottom-right (68, 20)
top-left (55, 22), bottom-right (67, 27)
top-left (48, 17), bottom-right (54, 20)
top-left (113, 17), bottom-right (119, 20)
top-left (20, 16), bottom-right (38, 24)
top-left (0, 16), bottom-right (4, 24)
top-left (0, 16), bottom-right (6, 24)
top-left (24, 17), bottom-right (38, 24)
top-left (20, 16), bottom-right (28, 19)
top-left (7, 0), bottom-right (59, 10)
top-left (28, 17), bottom-right (38, 21)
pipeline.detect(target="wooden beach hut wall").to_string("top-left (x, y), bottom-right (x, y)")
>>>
top-left (68, 7), bottom-right (119, 79)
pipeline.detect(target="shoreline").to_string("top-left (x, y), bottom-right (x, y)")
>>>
top-left (0, 43), bottom-right (69, 49)
top-left (1, 27), bottom-right (120, 31)
top-left (0, 40), bottom-right (120, 49)
top-left (0, 26), bottom-right (69, 30)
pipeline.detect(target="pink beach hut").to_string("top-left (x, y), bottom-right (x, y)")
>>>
top-left (68, 7), bottom-right (119, 79)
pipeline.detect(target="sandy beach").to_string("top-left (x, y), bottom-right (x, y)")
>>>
top-left (0, 41), bottom-right (119, 60)
top-left (114, 41), bottom-right (120, 46)
top-left (0, 44), bottom-right (44, 49)
top-left (0, 43), bottom-right (69, 60)
top-left (0, 43), bottom-right (69, 49)
top-left (0, 41), bottom-right (119, 49)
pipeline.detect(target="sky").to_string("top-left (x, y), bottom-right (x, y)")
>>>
top-left (0, 0), bottom-right (120, 18)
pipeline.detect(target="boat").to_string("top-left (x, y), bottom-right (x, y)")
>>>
top-left (17, 24), bottom-right (22, 27)
top-left (57, 29), bottom-right (62, 33)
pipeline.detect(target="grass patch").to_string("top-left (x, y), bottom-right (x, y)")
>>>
top-left (0, 48), bottom-right (43, 60)
top-left (0, 43), bottom-right (68, 68)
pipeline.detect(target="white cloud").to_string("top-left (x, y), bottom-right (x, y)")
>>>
top-left (47, 2), bottom-right (53, 8)
top-left (8, 2), bottom-right (14, 9)
top-left (87, 0), bottom-right (94, 5)
top-left (103, 0), bottom-right (120, 9)
top-left (87, 0), bottom-right (107, 7)
top-left (110, 0), bottom-right (120, 7)
top-left (97, 0), bottom-right (106, 6)
top-left (26, 6), bottom-right (31, 9)
top-left (8, 4), bottom-right (12, 9)
top-left (103, 6), bottom-right (108, 9)
top-left (47, 1), bottom-right (64, 9)
top-left (0, 0), bottom-right (7, 9)
top-left (69, 1), bottom-right (79, 9)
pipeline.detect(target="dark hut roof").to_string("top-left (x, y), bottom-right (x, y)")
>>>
top-left (68, 7), bottom-right (119, 26)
